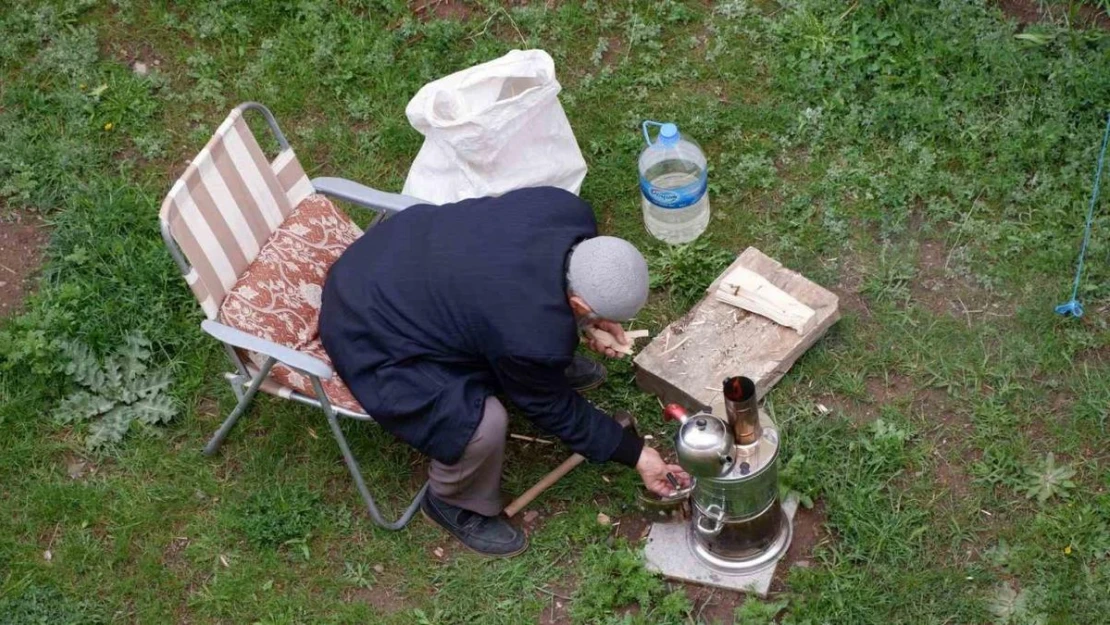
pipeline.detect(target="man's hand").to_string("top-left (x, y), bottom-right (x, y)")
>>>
top-left (584, 319), bottom-right (629, 359)
top-left (636, 446), bottom-right (691, 497)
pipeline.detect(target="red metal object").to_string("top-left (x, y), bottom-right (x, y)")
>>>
top-left (663, 403), bottom-right (689, 422)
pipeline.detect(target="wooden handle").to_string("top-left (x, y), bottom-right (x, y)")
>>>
top-left (503, 453), bottom-right (587, 517)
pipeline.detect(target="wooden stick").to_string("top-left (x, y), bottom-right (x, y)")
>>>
top-left (504, 453), bottom-right (586, 517)
top-left (584, 327), bottom-right (650, 356)
top-left (509, 433), bottom-right (554, 445)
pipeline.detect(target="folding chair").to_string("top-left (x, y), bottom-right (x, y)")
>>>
top-left (159, 102), bottom-right (429, 530)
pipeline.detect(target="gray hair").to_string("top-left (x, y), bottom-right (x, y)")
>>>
top-left (566, 236), bottom-right (649, 322)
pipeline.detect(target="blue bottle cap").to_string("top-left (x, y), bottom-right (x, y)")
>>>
top-left (659, 123), bottom-right (679, 144)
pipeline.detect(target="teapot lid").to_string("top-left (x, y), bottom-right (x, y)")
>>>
top-left (679, 414), bottom-right (731, 451)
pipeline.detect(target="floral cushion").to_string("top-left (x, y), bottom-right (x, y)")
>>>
top-left (218, 194), bottom-right (364, 413)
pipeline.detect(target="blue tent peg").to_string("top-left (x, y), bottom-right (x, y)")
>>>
top-left (1054, 299), bottom-right (1084, 318)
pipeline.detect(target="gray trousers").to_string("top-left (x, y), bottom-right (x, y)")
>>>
top-left (428, 397), bottom-right (508, 517)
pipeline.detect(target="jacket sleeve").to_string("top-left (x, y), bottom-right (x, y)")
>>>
top-left (490, 354), bottom-right (643, 467)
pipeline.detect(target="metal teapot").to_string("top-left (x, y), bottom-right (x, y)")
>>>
top-left (663, 404), bottom-right (736, 478)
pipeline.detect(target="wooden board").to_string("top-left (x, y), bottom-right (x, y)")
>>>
top-left (634, 247), bottom-right (840, 416)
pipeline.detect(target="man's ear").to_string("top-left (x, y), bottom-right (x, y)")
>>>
top-left (568, 294), bottom-right (593, 317)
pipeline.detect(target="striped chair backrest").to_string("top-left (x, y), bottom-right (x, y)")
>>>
top-left (159, 107), bottom-right (314, 319)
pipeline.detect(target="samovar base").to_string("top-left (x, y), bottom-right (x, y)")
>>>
top-left (686, 508), bottom-right (793, 576)
top-left (643, 493), bottom-right (799, 597)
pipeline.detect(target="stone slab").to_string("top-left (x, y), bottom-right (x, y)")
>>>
top-left (634, 247), bottom-right (840, 415)
top-left (642, 496), bottom-right (799, 597)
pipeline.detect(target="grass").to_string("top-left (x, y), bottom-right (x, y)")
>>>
top-left (2, 0), bottom-right (1110, 622)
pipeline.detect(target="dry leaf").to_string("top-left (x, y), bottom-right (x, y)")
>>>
top-left (307, 428), bottom-right (318, 440)
top-left (597, 513), bottom-right (611, 526)
top-left (219, 554), bottom-right (230, 568)
top-left (67, 459), bottom-right (88, 479)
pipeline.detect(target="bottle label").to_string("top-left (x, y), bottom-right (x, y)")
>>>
top-left (639, 171), bottom-right (708, 209)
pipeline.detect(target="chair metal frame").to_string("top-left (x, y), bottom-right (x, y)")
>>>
top-left (161, 102), bottom-right (430, 530)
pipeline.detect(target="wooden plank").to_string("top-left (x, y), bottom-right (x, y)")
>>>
top-left (634, 247), bottom-right (839, 416)
top-left (715, 266), bottom-right (817, 334)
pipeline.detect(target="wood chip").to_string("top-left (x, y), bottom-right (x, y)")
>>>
top-left (659, 337), bottom-right (689, 355)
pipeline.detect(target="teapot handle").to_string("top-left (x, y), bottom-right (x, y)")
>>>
top-left (695, 504), bottom-right (725, 537)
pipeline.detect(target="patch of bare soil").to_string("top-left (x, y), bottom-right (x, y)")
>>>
top-left (409, 0), bottom-right (474, 21)
top-left (0, 212), bottom-right (50, 317)
top-left (912, 239), bottom-right (1006, 324)
top-left (819, 372), bottom-right (920, 423)
top-left (996, 0), bottom-right (1110, 30)
top-left (680, 582), bottom-right (746, 625)
top-left (410, 0), bottom-right (561, 22)
top-left (344, 584), bottom-right (411, 614)
top-left (538, 574), bottom-right (576, 625)
top-left (771, 500), bottom-right (830, 592)
top-left (101, 35), bottom-right (165, 76)
top-left (831, 249), bottom-right (873, 320)
top-left (162, 535), bottom-right (191, 567)
top-left (599, 36), bottom-right (626, 70)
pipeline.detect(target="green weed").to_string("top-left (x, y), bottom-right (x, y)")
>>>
top-left (569, 540), bottom-right (691, 625)
top-left (1023, 452), bottom-right (1078, 503)
top-left (647, 239), bottom-right (735, 310)
top-left (231, 485), bottom-right (324, 549)
top-left (0, 582), bottom-right (105, 625)
top-left (54, 332), bottom-right (178, 450)
top-left (734, 598), bottom-right (787, 624)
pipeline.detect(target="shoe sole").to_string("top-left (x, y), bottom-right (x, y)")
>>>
top-left (571, 369), bottom-right (607, 393)
top-left (420, 508), bottom-right (530, 559)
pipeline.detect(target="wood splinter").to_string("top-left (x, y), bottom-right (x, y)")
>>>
top-left (585, 327), bottom-right (650, 356)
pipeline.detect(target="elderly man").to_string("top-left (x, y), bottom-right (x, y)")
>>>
top-left (319, 186), bottom-right (689, 557)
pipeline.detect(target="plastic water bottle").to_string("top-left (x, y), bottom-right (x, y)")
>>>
top-left (639, 120), bottom-right (710, 244)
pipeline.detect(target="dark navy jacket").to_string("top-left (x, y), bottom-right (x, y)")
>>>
top-left (318, 187), bottom-right (642, 468)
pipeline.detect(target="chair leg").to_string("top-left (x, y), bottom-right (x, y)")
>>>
top-left (203, 356), bottom-right (277, 456)
top-left (310, 376), bottom-right (428, 531)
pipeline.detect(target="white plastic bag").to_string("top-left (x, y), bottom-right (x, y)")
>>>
top-left (401, 49), bottom-right (588, 204)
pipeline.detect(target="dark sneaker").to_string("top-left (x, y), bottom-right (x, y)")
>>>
top-left (421, 492), bottom-right (528, 557)
top-left (565, 355), bottom-right (607, 391)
